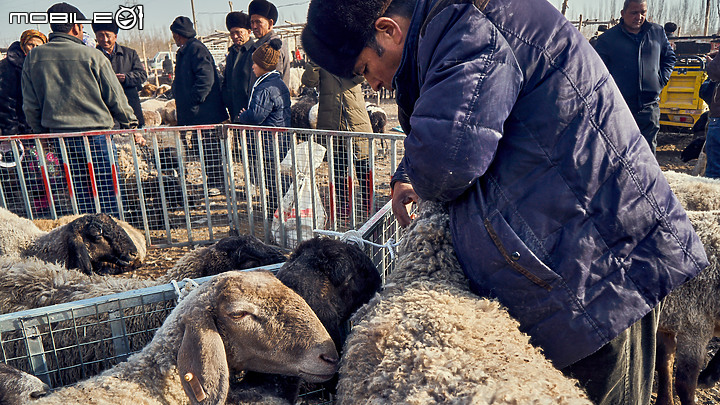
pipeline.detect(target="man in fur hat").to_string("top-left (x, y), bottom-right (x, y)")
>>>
top-left (93, 21), bottom-right (147, 128)
top-left (248, 0), bottom-right (290, 86)
top-left (302, 0), bottom-right (708, 403)
top-left (222, 11), bottom-right (256, 120)
top-left (170, 16), bottom-right (228, 194)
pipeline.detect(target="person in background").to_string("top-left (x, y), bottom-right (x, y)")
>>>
top-left (22, 2), bottom-right (138, 216)
top-left (301, 60), bottom-right (374, 220)
top-left (248, 0), bottom-right (291, 86)
top-left (170, 16), bottom-right (229, 195)
top-left (703, 52), bottom-right (720, 178)
top-left (234, 38), bottom-right (291, 215)
top-left (664, 21), bottom-right (678, 39)
top-left (162, 54), bottom-right (174, 80)
top-left (595, 0), bottom-right (676, 155)
top-left (93, 21), bottom-right (147, 128)
top-left (0, 30), bottom-right (46, 136)
top-left (588, 24), bottom-right (607, 48)
top-left (0, 29), bottom-right (47, 215)
top-left (301, 0), bottom-right (706, 403)
top-left (222, 11), bottom-right (255, 120)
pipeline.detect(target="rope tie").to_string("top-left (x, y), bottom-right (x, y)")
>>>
top-left (171, 278), bottom-right (201, 301)
top-left (313, 229), bottom-right (401, 260)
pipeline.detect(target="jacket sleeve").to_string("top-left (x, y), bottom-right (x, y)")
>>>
top-left (659, 32), bottom-right (676, 86)
top-left (97, 57), bottom-right (138, 128)
top-left (708, 54), bottom-right (720, 82)
top-left (404, 9), bottom-right (523, 202)
top-left (235, 88), bottom-right (272, 125)
top-left (123, 49), bottom-right (148, 88)
top-left (301, 61), bottom-right (320, 88)
top-left (21, 63), bottom-right (43, 133)
top-left (0, 65), bottom-right (20, 135)
top-left (191, 47), bottom-right (216, 106)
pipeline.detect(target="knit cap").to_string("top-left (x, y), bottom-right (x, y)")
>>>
top-left (170, 16), bottom-right (196, 38)
top-left (252, 38), bottom-right (282, 71)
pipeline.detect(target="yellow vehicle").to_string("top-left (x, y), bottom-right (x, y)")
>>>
top-left (659, 55), bottom-right (708, 128)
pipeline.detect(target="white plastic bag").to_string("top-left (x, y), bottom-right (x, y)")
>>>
top-left (273, 141), bottom-right (327, 246)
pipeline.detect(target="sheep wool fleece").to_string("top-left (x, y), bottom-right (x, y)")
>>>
top-left (336, 201), bottom-right (591, 404)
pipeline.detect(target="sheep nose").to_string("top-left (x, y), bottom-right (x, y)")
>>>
top-left (320, 352), bottom-right (339, 366)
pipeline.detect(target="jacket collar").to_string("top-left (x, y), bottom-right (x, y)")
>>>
top-left (48, 32), bottom-right (84, 45)
top-left (177, 37), bottom-right (198, 55)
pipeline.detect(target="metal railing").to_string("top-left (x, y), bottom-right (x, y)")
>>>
top-left (0, 125), bottom-right (405, 250)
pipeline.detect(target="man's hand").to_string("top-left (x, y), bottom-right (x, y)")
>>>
top-left (133, 132), bottom-right (146, 147)
top-left (391, 182), bottom-right (419, 227)
top-left (116, 73), bottom-right (126, 83)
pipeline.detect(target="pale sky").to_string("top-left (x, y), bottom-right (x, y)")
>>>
top-left (0, 0), bottom-right (716, 46)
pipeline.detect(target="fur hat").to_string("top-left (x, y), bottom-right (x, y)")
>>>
top-left (248, 0), bottom-right (278, 24)
top-left (302, 0), bottom-right (392, 79)
top-left (252, 38), bottom-right (282, 71)
top-left (226, 11), bottom-right (251, 30)
top-left (92, 21), bottom-right (119, 34)
top-left (170, 16), bottom-right (196, 38)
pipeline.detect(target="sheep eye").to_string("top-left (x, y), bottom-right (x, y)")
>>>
top-left (229, 311), bottom-right (251, 320)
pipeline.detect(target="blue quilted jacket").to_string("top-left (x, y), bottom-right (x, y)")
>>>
top-left (391, 0), bottom-right (707, 368)
top-left (235, 71), bottom-right (291, 127)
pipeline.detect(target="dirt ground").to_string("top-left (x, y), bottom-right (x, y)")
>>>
top-left (135, 102), bottom-right (719, 403)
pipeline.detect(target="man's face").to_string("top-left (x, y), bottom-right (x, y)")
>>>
top-left (21, 37), bottom-right (44, 55)
top-left (230, 27), bottom-right (251, 46)
top-left (95, 31), bottom-right (117, 53)
top-left (621, 1), bottom-right (647, 33)
top-left (352, 37), bottom-right (403, 91)
top-left (250, 15), bottom-right (272, 39)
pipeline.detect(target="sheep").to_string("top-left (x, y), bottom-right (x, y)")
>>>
top-left (0, 208), bottom-right (139, 276)
top-left (365, 102), bottom-right (388, 134)
top-left (143, 109), bottom-right (163, 127)
top-left (29, 270), bottom-right (339, 405)
top-left (0, 363), bottom-right (49, 404)
top-left (663, 170), bottom-right (720, 211)
top-left (333, 201), bottom-right (590, 404)
top-left (0, 235), bottom-right (287, 386)
top-left (290, 87), bottom-right (318, 130)
top-left (228, 236), bottom-right (382, 403)
top-left (33, 215), bottom-right (147, 270)
top-left (655, 209), bottom-right (720, 405)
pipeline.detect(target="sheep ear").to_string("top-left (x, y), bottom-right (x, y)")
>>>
top-left (177, 309), bottom-right (230, 404)
top-left (67, 233), bottom-right (93, 274)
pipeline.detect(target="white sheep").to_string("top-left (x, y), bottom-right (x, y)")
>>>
top-left (663, 170), bottom-right (720, 211)
top-left (335, 201), bottom-right (590, 404)
top-left (29, 270), bottom-right (339, 405)
top-left (0, 208), bottom-right (140, 275)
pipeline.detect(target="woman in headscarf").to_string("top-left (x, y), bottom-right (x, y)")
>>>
top-left (0, 29), bottom-right (47, 135)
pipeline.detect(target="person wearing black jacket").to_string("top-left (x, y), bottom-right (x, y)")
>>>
top-left (595, 0), bottom-right (676, 155)
top-left (222, 11), bottom-right (255, 120)
top-left (170, 16), bottom-right (229, 193)
top-left (93, 21), bottom-right (147, 128)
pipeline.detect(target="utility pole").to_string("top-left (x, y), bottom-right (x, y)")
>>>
top-left (561, 0), bottom-right (569, 16)
top-left (190, 0), bottom-right (197, 29)
top-left (229, 1), bottom-right (233, 11)
top-left (704, 0), bottom-right (711, 36)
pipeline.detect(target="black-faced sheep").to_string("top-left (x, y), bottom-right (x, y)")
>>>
top-left (28, 270), bottom-right (339, 405)
top-left (365, 102), bottom-right (388, 134)
top-left (229, 237), bottom-right (382, 403)
top-left (0, 363), bottom-right (49, 404)
top-left (0, 208), bottom-right (140, 275)
top-left (290, 87), bottom-right (319, 130)
top-left (333, 201), bottom-right (590, 403)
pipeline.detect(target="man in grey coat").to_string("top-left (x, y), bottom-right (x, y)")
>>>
top-left (248, 0), bottom-right (291, 87)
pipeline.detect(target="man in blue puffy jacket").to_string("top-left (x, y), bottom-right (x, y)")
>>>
top-left (595, 0), bottom-right (676, 155)
top-left (302, 0), bottom-right (706, 403)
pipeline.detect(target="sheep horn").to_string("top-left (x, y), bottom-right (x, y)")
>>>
top-left (184, 372), bottom-right (207, 402)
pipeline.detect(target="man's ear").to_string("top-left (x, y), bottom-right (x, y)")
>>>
top-left (374, 17), bottom-right (404, 46)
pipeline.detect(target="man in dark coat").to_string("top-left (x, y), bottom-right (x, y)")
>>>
top-left (93, 21), bottom-right (147, 128)
top-left (302, 0), bottom-right (707, 403)
top-left (595, 0), bottom-right (676, 155)
top-left (0, 30), bottom-right (46, 136)
top-left (222, 11), bottom-right (256, 120)
top-left (248, 0), bottom-right (291, 86)
top-left (170, 16), bottom-right (228, 192)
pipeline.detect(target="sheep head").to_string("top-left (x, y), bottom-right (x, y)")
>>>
top-left (0, 363), bottom-right (49, 403)
top-left (276, 237), bottom-right (382, 350)
top-left (66, 214), bottom-right (139, 275)
top-left (215, 235), bottom-right (287, 271)
top-left (177, 271), bottom-right (338, 404)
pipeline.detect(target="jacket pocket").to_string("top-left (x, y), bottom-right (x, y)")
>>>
top-left (483, 209), bottom-right (560, 290)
